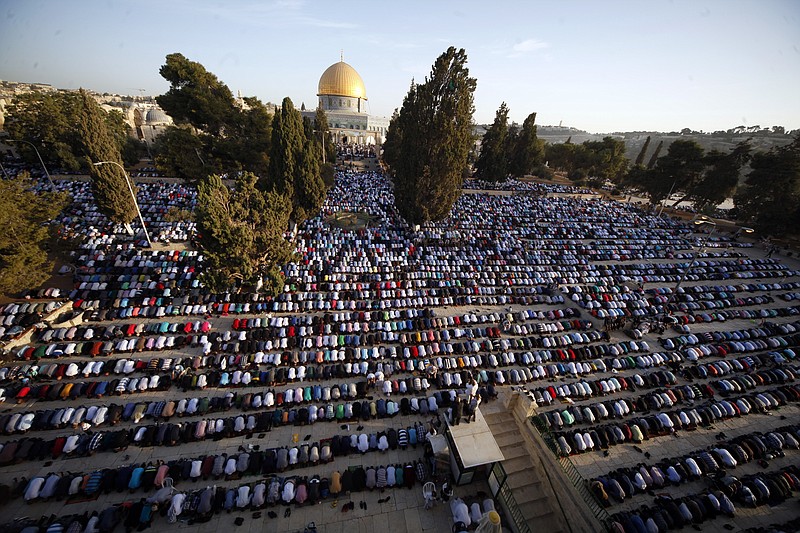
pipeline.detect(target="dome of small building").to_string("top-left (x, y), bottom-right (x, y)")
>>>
top-left (318, 61), bottom-right (367, 100)
top-left (145, 107), bottom-right (170, 125)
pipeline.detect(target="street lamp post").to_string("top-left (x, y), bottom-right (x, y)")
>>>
top-left (92, 161), bottom-right (152, 247)
top-left (660, 217), bottom-right (717, 322)
top-left (7, 139), bottom-right (55, 189)
top-left (657, 177), bottom-right (677, 218)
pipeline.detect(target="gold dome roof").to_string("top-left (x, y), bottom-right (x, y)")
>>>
top-left (318, 61), bottom-right (367, 100)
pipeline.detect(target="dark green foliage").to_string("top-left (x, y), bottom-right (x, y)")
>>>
top-left (78, 90), bottom-right (139, 224)
top-left (634, 136), bottom-right (651, 167)
top-left (545, 136), bottom-right (627, 182)
top-left (383, 47), bottom-right (477, 224)
top-left (195, 172), bottom-right (294, 293)
top-left (157, 53), bottom-right (237, 136)
top-left (155, 53), bottom-right (273, 180)
top-left (582, 137), bottom-right (628, 182)
top-left (320, 162), bottom-right (336, 188)
top-left (734, 136), bottom-right (800, 236)
top-left (264, 97), bottom-right (325, 224)
top-left (6, 91), bottom-right (136, 172)
top-left (647, 141), bottom-right (663, 169)
top-left (689, 140), bottom-right (751, 210)
top-left (153, 126), bottom-right (211, 181)
top-left (545, 142), bottom-right (578, 174)
top-left (509, 112), bottom-right (545, 178)
top-left (474, 102), bottom-right (510, 182)
top-left (626, 139), bottom-right (751, 210)
top-left (0, 172), bottom-right (69, 295)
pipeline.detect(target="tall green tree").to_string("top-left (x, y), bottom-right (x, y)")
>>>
top-left (0, 172), bottom-right (69, 295)
top-left (545, 142), bottom-right (577, 174)
top-left (684, 139), bottom-right (751, 210)
top-left (383, 47), bottom-right (477, 224)
top-left (509, 112), bottom-right (544, 178)
top-left (659, 140), bottom-right (706, 206)
top-left (155, 53), bottom-right (273, 179)
top-left (647, 140), bottom-right (663, 169)
top-left (77, 90), bottom-right (139, 225)
top-left (265, 97), bottom-right (325, 225)
top-left (195, 172), bottom-right (294, 293)
top-left (474, 102), bottom-right (510, 182)
top-left (583, 136), bottom-right (628, 182)
top-left (734, 135), bottom-right (800, 236)
top-left (6, 91), bottom-right (137, 171)
top-left (625, 140), bottom-right (704, 207)
top-left (634, 136), bottom-right (651, 167)
top-left (157, 53), bottom-right (237, 137)
top-left (152, 125), bottom-right (211, 181)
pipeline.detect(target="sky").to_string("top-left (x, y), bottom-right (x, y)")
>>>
top-left (1, 0), bottom-right (799, 133)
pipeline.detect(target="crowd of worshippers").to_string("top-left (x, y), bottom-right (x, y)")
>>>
top-left (336, 143), bottom-right (376, 159)
top-left (596, 428), bottom-right (800, 531)
top-left (7, 457), bottom-right (436, 531)
top-left (16, 172), bottom-right (787, 324)
top-left (1, 167), bottom-right (799, 533)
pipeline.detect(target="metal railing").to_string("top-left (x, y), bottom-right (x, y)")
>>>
top-left (491, 462), bottom-right (533, 533)
top-left (530, 417), bottom-right (613, 530)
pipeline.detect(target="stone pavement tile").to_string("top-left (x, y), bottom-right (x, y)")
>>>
top-left (402, 508), bottom-right (423, 532)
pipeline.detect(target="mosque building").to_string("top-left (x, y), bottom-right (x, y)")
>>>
top-left (302, 57), bottom-right (389, 146)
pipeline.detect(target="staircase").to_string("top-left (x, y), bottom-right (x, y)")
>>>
top-left (483, 405), bottom-right (565, 531)
top-left (482, 393), bottom-right (602, 533)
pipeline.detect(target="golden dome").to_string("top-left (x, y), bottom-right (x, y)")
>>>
top-left (318, 61), bottom-right (367, 100)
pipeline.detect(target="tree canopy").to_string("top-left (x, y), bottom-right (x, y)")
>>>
top-left (0, 172), bottom-right (69, 295)
top-left (734, 135), bottom-right (800, 236)
top-left (383, 47), bottom-right (477, 224)
top-left (474, 102), bottom-right (510, 182)
top-left (545, 136), bottom-right (628, 184)
top-left (155, 53), bottom-right (273, 180)
top-left (509, 112), bottom-right (545, 178)
top-left (264, 97), bottom-right (326, 225)
top-left (624, 139), bottom-right (751, 211)
top-left (78, 90), bottom-right (140, 225)
top-left (5, 91), bottom-right (139, 172)
top-left (195, 172), bottom-right (294, 293)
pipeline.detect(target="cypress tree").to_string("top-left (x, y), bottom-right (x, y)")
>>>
top-left (0, 172), bottom-right (69, 295)
top-left (509, 112), bottom-right (544, 178)
top-left (266, 97), bottom-right (325, 225)
top-left (634, 136), bottom-right (651, 167)
top-left (383, 47), bottom-right (477, 224)
top-left (196, 172), bottom-right (293, 293)
top-left (77, 89), bottom-right (138, 225)
top-left (475, 102), bottom-right (510, 182)
top-left (647, 140), bottom-right (664, 169)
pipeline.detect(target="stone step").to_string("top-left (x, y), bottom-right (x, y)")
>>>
top-left (518, 498), bottom-right (558, 520)
top-left (528, 513), bottom-right (565, 533)
top-left (513, 485), bottom-right (550, 506)
top-left (502, 455), bottom-right (533, 473)
top-left (485, 411), bottom-right (515, 425)
top-left (495, 431), bottom-right (523, 448)
top-left (506, 470), bottom-right (544, 490)
top-left (499, 443), bottom-right (529, 461)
